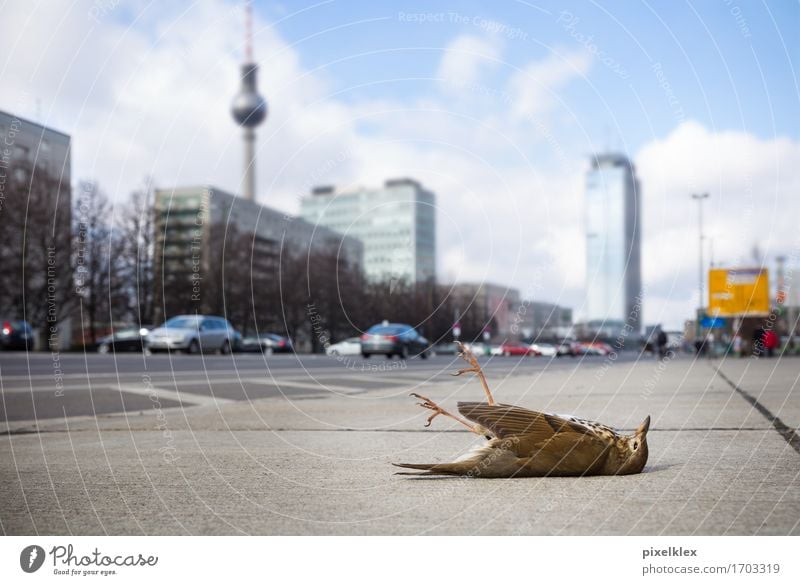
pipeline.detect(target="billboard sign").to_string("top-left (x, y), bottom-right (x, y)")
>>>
top-left (701, 316), bottom-right (726, 328)
top-left (708, 267), bottom-right (770, 317)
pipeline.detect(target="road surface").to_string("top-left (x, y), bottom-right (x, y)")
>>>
top-left (1, 350), bottom-right (798, 535)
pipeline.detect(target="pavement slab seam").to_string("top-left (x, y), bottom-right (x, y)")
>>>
top-left (714, 365), bottom-right (800, 455)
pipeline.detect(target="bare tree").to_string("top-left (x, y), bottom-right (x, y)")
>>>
top-left (0, 161), bottom-right (73, 349)
top-left (304, 241), bottom-right (365, 351)
top-left (117, 178), bottom-right (155, 325)
top-left (73, 181), bottom-right (126, 346)
top-left (205, 222), bottom-right (267, 335)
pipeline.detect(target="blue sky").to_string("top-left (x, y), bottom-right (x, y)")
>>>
top-left (258, 0), bottom-right (798, 146)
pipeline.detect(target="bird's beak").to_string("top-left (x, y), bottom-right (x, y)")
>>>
top-left (635, 415), bottom-right (651, 436)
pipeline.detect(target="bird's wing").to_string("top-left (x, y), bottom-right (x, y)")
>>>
top-left (526, 430), bottom-right (612, 474)
top-left (458, 402), bottom-right (612, 473)
top-left (457, 401), bottom-right (590, 443)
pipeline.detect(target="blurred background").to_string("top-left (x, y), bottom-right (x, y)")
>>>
top-left (1, 0), bottom-right (798, 357)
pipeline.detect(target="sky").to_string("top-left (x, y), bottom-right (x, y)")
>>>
top-left (1, 0), bottom-right (799, 329)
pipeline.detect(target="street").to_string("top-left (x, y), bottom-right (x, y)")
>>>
top-left (0, 352), bottom-right (621, 425)
top-left (1, 351), bottom-right (798, 535)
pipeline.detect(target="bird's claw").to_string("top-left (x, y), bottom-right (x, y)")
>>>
top-left (407, 392), bottom-right (486, 435)
top-left (410, 392), bottom-right (438, 409)
top-left (452, 341), bottom-right (496, 406)
top-left (409, 392), bottom-right (445, 427)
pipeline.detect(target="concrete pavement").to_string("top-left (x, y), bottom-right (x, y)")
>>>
top-left (1, 353), bottom-right (798, 535)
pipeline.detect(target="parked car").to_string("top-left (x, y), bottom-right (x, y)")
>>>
top-left (556, 340), bottom-right (577, 356)
top-left (464, 342), bottom-right (491, 356)
top-left (360, 322), bottom-right (429, 359)
top-left (581, 341), bottom-right (614, 356)
top-left (325, 337), bottom-right (362, 356)
top-left (530, 342), bottom-right (557, 357)
top-left (431, 342), bottom-right (459, 355)
top-left (146, 315), bottom-right (240, 354)
top-left (239, 332), bottom-right (293, 354)
top-left (493, 341), bottom-right (534, 357)
top-left (1, 319), bottom-right (34, 350)
top-left (96, 325), bottom-right (153, 353)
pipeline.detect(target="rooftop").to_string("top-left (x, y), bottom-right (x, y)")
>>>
top-left (0, 109), bottom-right (71, 141)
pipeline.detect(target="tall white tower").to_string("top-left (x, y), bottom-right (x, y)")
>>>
top-left (585, 153), bottom-right (642, 337)
top-left (231, 0), bottom-right (267, 201)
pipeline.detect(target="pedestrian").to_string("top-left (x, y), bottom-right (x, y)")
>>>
top-left (656, 328), bottom-right (668, 359)
top-left (752, 327), bottom-right (765, 357)
top-left (705, 331), bottom-right (715, 358)
top-left (733, 333), bottom-right (743, 357)
top-left (763, 329), bottom-right (779, 357)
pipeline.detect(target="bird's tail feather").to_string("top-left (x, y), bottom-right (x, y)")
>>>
top-left (392, 461), bottom-right (476, 476)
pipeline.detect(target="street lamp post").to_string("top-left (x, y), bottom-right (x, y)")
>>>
top-left (692, 193), bottom-right (709, 338)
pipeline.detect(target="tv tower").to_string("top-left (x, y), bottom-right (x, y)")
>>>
top-left (231, 0), bottom-right (267, 201)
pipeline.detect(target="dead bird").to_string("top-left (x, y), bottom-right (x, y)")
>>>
top-left (394, 342), bottom-right (650, 477)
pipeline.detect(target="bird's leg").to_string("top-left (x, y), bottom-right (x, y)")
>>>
top-left (451, 341), bottom-right (495, 405)
top-left (410, 393), bottom-right (485, 435)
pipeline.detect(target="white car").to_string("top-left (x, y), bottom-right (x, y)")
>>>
top-left (326, 337), bottom-right (362, 356)
top-left (530, 343), bottom-right (557, 357)
top-left (464, 342), bottom-right (491, 356)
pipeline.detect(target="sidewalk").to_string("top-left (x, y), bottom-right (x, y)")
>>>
top-left (1, 356), bottom-right (798, 535)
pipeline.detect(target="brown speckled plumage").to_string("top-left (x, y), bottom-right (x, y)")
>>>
top-left (394, 342), bottom-right (651, 478)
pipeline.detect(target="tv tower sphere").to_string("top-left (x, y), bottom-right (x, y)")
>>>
top-left (231, 63), bottom-right (267, 128)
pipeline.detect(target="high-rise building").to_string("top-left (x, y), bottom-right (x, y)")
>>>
top-left (0, 110), bottom-right (72, 349)
top-left (584, 153), bottom-right (642, 338)
top-left (152, 186), bottom-right (362, 322)
top-left (299, 178), bottom-right (436, 284)
top-left (0, 109), bottom-right (71, 186)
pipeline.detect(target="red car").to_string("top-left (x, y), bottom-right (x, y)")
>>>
top-left (496, 341), bottom-right (535, 357)
top-left (581, 341), bottom-right (614, 356)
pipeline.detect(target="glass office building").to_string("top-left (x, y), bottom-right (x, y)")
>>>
top-left (585, 154), bottom-right (642, 337)
top-left (299, 178), bottom-right (436, 284)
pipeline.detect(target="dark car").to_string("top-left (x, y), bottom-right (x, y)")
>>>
top-left (360, 323), bottom-right (429, 359)
top-left (96, 326), bottom-right (153, 353)
top-left (239, 333), bottom-right (294, 354)
top-left (1, 319), bottom-right (34, 350)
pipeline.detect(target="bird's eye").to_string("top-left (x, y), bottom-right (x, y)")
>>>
top-left (633, 441), bottom-right (639, 450)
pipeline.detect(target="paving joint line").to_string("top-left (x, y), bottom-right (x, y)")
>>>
top-left (712, 363), bottom-right (800, 455)
top-left (0, 426), bottom-right (773, 437)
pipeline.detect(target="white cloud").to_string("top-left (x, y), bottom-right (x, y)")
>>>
top-left (436, 35), bottom-right (502, 91)
top-left (0, 0), bottom-right (355, 212)
top-left (637, 120), bottom-right (800, 328)
top-left (507, 48), bottom-right (592, 118)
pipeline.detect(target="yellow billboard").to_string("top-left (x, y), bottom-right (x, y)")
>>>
top-left (708, 267), bottom-right (770, 317)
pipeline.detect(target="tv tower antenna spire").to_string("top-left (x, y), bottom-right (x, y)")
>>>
top-left (231, 0), bottom-right (267, 201)
top-left (245, 0), bottom-right (253, 62)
